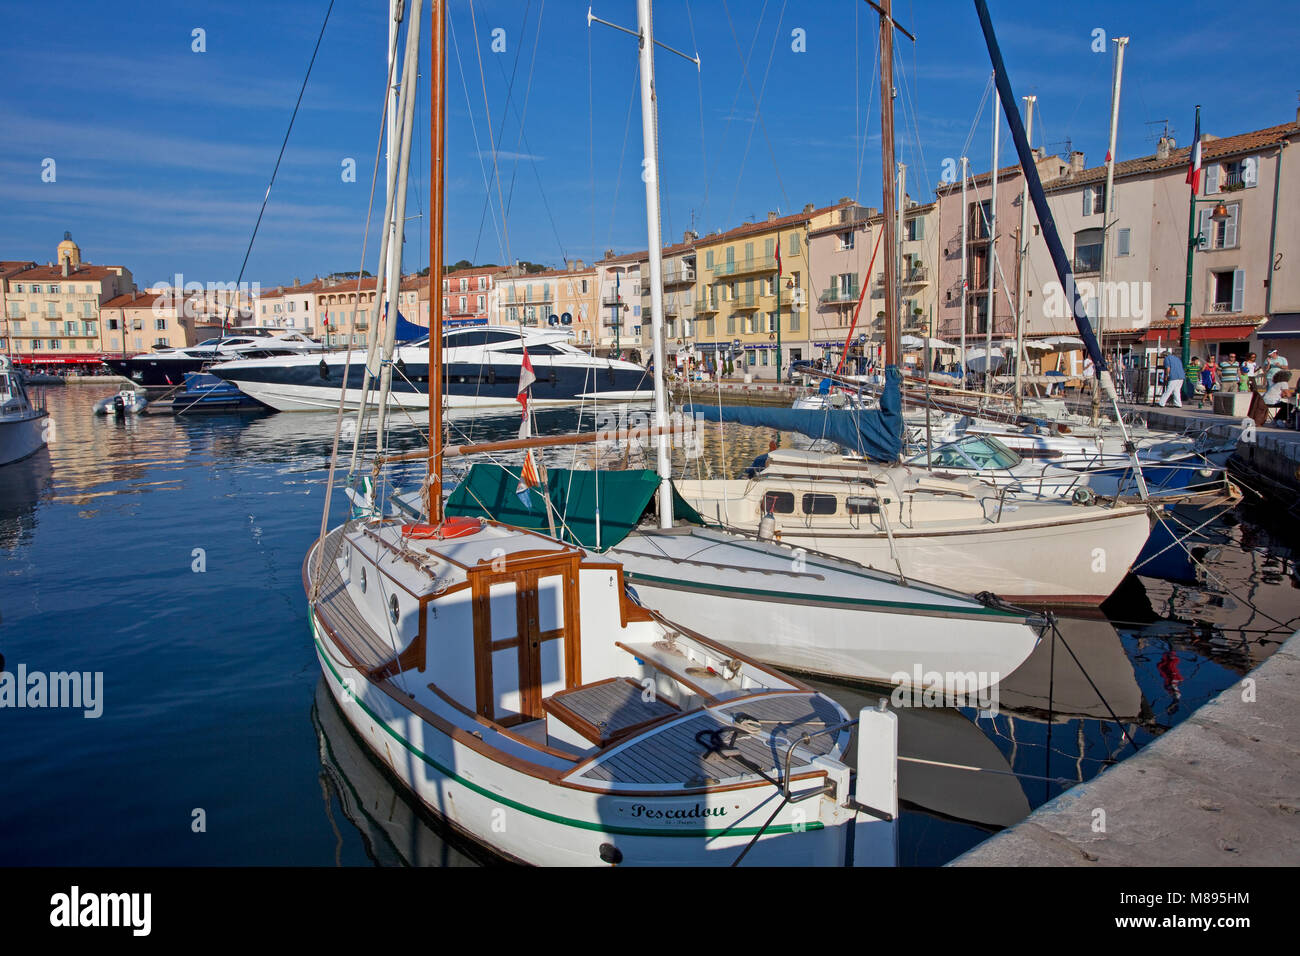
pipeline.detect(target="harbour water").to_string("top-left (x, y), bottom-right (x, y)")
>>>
top-left (1, 386), bottom-right (1295, 866)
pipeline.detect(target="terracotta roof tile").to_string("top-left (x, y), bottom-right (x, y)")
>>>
top-left (13, 264), bottom-right (127, 282)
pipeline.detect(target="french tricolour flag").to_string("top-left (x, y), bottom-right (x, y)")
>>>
top-left (515, 347), bottom-right (540, 504)
top-left (1186, 111), bottom-right (1202, 194)
top-left (516, 346), bottom-right (536, 430)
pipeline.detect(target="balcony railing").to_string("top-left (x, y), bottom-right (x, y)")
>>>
top-left (601, 294), bottom-right (626, 306)
top-left (900, 265), bottom-right (930, 285)
top-left (711, 255), bottom-right (778, 277)
top-left (1209, 301), bottom-right (1236, 313)
top-left (731, 293), bottom-right (760, 310)
top-left (696, 299), bottom-right (721, 314)
top-left (662, 268), bottom-right (697, 285)
top-left (819, 286), bottom-right (860, 304)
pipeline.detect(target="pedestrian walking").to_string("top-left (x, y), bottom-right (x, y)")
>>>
top-left (1158, 351), bottom-right (1185, 407)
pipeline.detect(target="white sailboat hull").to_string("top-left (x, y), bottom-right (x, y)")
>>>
top-left (311, 613), bottom-right (855, 866)
top-left (677, 477), bottom-right (1151, 606)
top-left (0, 411), bottom-right (48, 466)
top-left (767, 509), bottom-right (1148, 605)
top-left (611, 528), bottom-right (1040, 691)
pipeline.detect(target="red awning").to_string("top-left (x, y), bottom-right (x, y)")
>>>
top-left (1143, 325), bottom-right (1257, 343)
top-left (13, 354), bottom-right (107, 365)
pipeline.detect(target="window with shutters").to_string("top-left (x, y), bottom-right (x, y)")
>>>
top-left (905, 217), bottom-right (925, 241)
top-left (1200, 202), bottom-right (1240, 249)
top-left (1210, 269), bottom-right (1244, 313)
top-left (838, 231), bottom-right (854, 250)
top-left (1081, 185), bottom-right (1106, 215)
top-left (1117, 228), bottom-right (1131, 257)
top-left (1220, 157), bottom-right (1258, 192)
top-left (969, 200), bottom-right (992, 240)
top-left (787, 233), bottom-right (800, 256)
top-left (726, 315), bottom-right (735, 334)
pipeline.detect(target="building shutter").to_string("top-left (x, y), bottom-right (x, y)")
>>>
top-left (1231, 269), bottom-right (1244, 312)
top-left (1082, 187), bottom-right (1093, 216)
top-left (1224, 204), bottom-right (1239, 248)
top-left (1117, 227), bottom-right (1131, 256)
top-left (1198, 207), bottom-right (1212, 247)
top-left (1204, 163), bottom-right (1219, 195)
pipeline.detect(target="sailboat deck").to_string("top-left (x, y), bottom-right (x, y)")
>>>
top-left (573, 692), bottom-right (845, 787)
top-left (310, 528), bottom-right (402, 672)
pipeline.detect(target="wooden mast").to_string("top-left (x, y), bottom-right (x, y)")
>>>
top-left (427, 0), bottom-right (446, 523)
top-left (876, 0), bottom-right (899, 368)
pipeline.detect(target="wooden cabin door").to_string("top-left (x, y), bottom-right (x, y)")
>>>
top-left (471, 556), bottom-right (580, 726)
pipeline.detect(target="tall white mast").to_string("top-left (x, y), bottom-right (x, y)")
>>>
top-left (959, 156), bottom-right (968, 385)
top-left (385, 0), bottom-right (402, 335)
top-left (636, 0), bottom-right (673, 528)
top-left (589, 1), bottom-right (698, 528)
top-left (1013, 95), bottom-right (1035, 409)
top-left (1097, 36), bottom-right (1128, 419)
top-left (985, 85), bottom-right (1000, 386)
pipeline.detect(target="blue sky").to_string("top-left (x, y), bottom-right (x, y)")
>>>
top-left (2, 0), bottom-right (1296, 290)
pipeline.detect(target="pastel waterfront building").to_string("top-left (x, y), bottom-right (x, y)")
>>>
top-left (494, 262), bottom-right (599, 345)
top-left (693, 201), bottom-right (855, 380)
top-left (932, 110), bottom-right (1300, 372)
top-left (595, 251), bottom-right (642, 352)
top-left (1, 234), bottom-right (133, 369)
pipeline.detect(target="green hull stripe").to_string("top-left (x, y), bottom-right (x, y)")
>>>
top-left (624, 571), bottom-right (1026, 620)
top-left (312, 625), bottom-right (825, 841)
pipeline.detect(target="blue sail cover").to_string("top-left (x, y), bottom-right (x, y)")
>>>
top-left (687, 365), bottom-right (904, 461)
top-left (393, 309), bottom-right (427, 344)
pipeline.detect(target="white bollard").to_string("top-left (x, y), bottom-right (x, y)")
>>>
top-left (852, 703), bottom-right (898, 866)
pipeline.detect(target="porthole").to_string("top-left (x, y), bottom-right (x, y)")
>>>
top-left (389, 594), bottom-right (400, 626)
top-left (360, 566), bottom-right (367, 593)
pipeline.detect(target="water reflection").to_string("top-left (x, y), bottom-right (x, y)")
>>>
top-left (9, 386), bottom-right (1296, 866)
top-left (312, 679), bottom-right (484, 867)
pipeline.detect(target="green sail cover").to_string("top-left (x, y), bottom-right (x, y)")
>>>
top-left (444, 464), bottom-right (707, 550)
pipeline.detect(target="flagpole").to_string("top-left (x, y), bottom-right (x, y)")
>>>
top-left (775, 232), bottom-right (783, 382)
top-left (1180, 105), bottom-right (1201, 370)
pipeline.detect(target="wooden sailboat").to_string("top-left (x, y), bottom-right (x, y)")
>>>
top-left (305, 0), bottom-right (899, 867)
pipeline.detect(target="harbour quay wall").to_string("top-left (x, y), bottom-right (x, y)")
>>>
top-left (949, 627), bottom-right (1300, 866)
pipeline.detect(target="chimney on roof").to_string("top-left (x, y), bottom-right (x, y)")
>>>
top-left (802, 203), bottom-right (815, 214)
top-left (684, 230), bottom-right (698, 243)
top-left (838, 196), bottom-right (852, 205)
top-left (1156, 135), bottom-right (1174, 160)
top-left (603, 248), bottom-right (615, 260)
top-left (767, 211), bottom-right (778, 222)
top-left (1068, 151), bottom-right (1085, 174)
top-left (293, 277), bottom-right (300, 287)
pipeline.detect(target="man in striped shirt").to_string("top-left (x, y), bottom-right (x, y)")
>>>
top-left (1219, 353), bottom-right (1241, 392)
